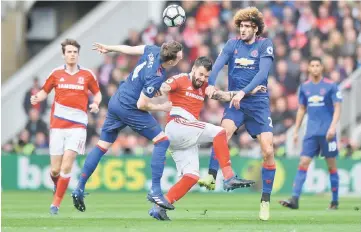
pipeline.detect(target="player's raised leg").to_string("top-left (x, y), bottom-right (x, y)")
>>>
top-left (198, 119), bottom-right (238, 190)
top-left (72, 108), bottom-right (124, 212)
top-left (326, 157), bottom-right (339, 209)
top-left (257, 132), bottom-right (276, 221)
top-left (71, 140), bottom-right (112, 212)
top-left (198, 121), bottom-right (255, 190)
top-left (143, 129), bottom-right (174, 210)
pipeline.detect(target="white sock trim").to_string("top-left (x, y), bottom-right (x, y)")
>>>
top-left (60, 172), bottom-right (72, 178)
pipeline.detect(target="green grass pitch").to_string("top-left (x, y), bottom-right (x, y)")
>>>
top-left (2, 191), bottom-right (360, 232)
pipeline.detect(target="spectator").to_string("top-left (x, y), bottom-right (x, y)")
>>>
top-left (316, 4), bottom-right (336, 40)
top-left (34, 132), bottom-right (48, 149)
top-left (14, 129), bottom-right (35, 155)
top-left (25, 108), bottom-right (48, 142)
top-left (195, 1), bottom-right (220, 31)
top-left (23, 77), bottom-right (47, 116)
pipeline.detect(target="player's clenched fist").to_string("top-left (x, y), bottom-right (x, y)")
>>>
top-left (161, 101), bottom-right (172, 112)
top-left (205, 85), bottom-right (217, 98)
top-left (30, 95), bottom-right (39, 105)
top-left (89, 103), bottom-right (100, 113)
top-left (92, 43), bottom-right (110, 54)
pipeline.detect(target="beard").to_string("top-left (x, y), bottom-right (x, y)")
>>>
top-left (191, 74), bottom-right (203, 89)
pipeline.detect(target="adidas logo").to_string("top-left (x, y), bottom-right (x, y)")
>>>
top-left (187, 86), bottom-right (192, 90)
top-left (60, 78), bottom-right (65, 82)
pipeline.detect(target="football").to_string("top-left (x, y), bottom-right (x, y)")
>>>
top-left (163, 4), bottom-right (186, 27)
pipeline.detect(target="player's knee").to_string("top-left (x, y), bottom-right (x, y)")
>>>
top-left (299, 160), bottom-right (311, 170)
top-left (225, 129), bottom-right (233, 141)
top-left (50, 168), bottom-right (60, 177)
top-left (262, 145), bottom-right (274, 159)
top-left (97, 140), bottom-right (112, 150)
top-left (154, 136), bottom-right (170, 147)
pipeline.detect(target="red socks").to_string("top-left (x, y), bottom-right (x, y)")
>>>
top-left (166, 174), bottom-right (199, 204)
top-left (213, 130), bottom-right (234, 179)
top-left (52, 172), bottom-right (71, 207)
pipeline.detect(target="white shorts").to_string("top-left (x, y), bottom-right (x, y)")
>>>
top-left (165, 118), bottom-right (223, 177)
top-left (49, 128), bottom-right (86, 155)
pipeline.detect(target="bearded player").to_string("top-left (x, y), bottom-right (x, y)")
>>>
top-left (199, 7), bottom-right (276, 220)
top-left (149, 56), bottom-right (265, 220)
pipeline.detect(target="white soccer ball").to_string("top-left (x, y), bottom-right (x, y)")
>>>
top-left (163, 4), bottom-right (186, 27)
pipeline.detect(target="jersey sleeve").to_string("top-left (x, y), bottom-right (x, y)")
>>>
top-left (298, 86), bottom-right (307, 106)
top-left (42, 72), bottom-right (56, 93)
top-left (164, 76), bottom-right (179, 92)
top-left (260, 39), bottom-right (274, 60)
top-left (331, 84), bottom-right (342, 104)
top-left (208, 39), bottom-right (235, 86)
top-left (88, 71), bottom-right (100, 94)
top-left (142, 75), bottom-right (163, 98)
top-left (144, 45), bottom-right (159, 55)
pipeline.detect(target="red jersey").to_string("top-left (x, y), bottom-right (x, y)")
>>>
top-left (42, 65), bottom-right (100, 129)
top-left (166, 73), bottom-right (207, 122)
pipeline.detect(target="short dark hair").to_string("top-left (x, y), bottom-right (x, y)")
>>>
top-left (194, 56), bottom-right (213, 71)
top-left (61, 39), bottom-right (81, 54)
top-left (160, 41), bottom-right (183, 62)
top-left (308, 57), bottom-right (322, 64)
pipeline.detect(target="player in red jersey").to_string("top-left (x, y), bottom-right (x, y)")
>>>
top-left (30, 39), bottom-right (102, 215)
top-left (148, 56), bottom-right (264, 220)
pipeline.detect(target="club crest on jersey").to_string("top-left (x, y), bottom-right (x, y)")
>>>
top-left (234, 49), bottom-right (238, 54)
top-left (77, 77), bottom-right (84, 85)
top-left (250, 50), bottom-right (258, 57)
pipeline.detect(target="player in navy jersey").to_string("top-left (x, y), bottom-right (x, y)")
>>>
top-left (280, 57), bottom-right (342, 210)
top-left (197, 7), bottom-right (275, 220)
top-left (72, 41), bottom-right (183, 212)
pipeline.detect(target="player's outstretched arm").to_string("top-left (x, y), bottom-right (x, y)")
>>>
top-left (137, 92), bottom-right (172, 112)
top-left (30, 90), bottom-right (48, 105)
top-left (92, 43), bottom-right (145, 55)
top-left (211, 85), bottom-right (267, 102)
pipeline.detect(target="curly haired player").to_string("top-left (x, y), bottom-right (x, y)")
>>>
top-left (198, 7), bottom-right (276, 221)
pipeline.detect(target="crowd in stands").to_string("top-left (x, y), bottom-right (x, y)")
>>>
top-left (3, 1), bottom-right (361, 159)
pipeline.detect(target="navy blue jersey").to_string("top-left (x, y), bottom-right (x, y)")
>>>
top-left (115, 45), bottom-right (166, 110)
top-left (299, 78), bottom-right (342, 137)
top-left (209, 37), bottom-right (274, 98)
